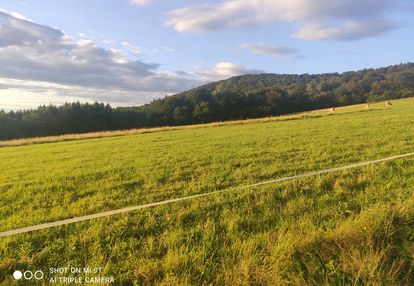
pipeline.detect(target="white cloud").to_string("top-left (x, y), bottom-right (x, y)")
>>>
top-left (294, 20), bottom-right (400, 40)
top-left (166, 0), bottom-right (407, 40)
top-left (130, 0), bottom-right (153, 6)
top-left (0, 78), bottom-right (167, 110)
top-left (121, 41), bottom-right (142, 55)
top-left (152, 46), bottom-right (176, 54)
top-left (194, 62), bottom-right (263, 81)
top-left (0, 10), bottom-right (199, 108)
top-left (241, 43), bottom-right (298, 57)
top-left (0, 8), bottom-right (30, 21)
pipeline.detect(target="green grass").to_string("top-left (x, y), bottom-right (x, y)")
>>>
top-left (1, 99), bottom-right (414, 285)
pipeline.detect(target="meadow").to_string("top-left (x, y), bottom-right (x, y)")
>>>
top-left (1, 99), bottom-right (414, 285)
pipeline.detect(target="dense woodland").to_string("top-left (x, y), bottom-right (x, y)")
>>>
top-left (1, 63), bottom-right (414, 140)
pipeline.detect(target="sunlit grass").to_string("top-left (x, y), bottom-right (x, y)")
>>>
top-left (0, 99), bottom-right (399, 148)
top-left (0, 98), bottom-right (413, 285)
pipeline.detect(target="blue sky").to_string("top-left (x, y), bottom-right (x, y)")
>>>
top-left (0, 0), bottom-right (413, 110)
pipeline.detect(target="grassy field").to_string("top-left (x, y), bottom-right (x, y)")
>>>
top-left (1, 99), bottom-right (414, 285)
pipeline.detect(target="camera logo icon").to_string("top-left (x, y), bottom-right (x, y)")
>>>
top-left (13, 270), bottom-right (44, 280)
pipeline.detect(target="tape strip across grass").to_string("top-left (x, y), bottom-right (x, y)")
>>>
top-left (1, 151), bottom-right (414, 238)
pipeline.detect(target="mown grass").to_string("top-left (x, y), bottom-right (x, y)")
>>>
top-left (0, 98), bottom-right (414, 285)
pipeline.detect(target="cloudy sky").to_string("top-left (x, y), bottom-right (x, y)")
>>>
top-left (0, 0), bottom-right (413, 110)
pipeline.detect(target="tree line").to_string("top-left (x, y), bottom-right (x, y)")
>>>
top-left (1, 63), bottom-right (414, 140)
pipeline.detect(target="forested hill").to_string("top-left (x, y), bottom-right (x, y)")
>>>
top-left (169, 62), bottom-right (414, 120)
top-left (1, 63), bottom-right (414, 140)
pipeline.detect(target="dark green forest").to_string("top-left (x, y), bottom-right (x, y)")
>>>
top-left (1, 63), bottom-right (414, 140)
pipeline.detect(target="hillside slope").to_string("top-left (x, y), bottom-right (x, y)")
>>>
top-left (147, 62), bottom-right (414, 123)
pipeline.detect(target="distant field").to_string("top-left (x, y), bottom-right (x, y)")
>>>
top-left (1, 98), bottom-right (414, 285)
top-left (0, 100), bottom-right (396, 148)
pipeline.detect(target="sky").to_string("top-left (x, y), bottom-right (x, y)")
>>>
top-left (0, 0), bottom-right (413, 110)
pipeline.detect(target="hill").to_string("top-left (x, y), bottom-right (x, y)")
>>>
top-left (1, 62), bottom-right (414, 140)
top-left (146, 62), bottom-right (414, 122)
top-left (1, 99), bottom-right (414, 285)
